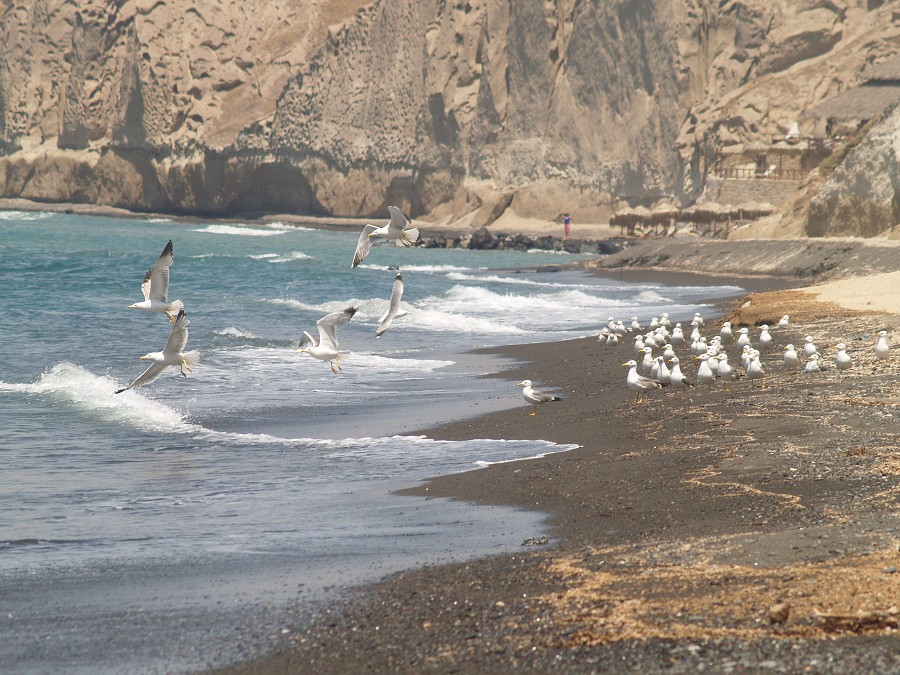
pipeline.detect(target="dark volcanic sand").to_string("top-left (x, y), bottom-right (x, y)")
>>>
top-left (217, 286), bottom-right (899, 674)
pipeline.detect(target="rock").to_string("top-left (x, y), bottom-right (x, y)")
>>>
top-left (467, 227), bottom-right (494, 250)
top-left (0, 0), bottom-right (897, 227)
top-left (768, 601), bottom-right (791, 624)
top-left (807, 104), bottom-right (900, 237)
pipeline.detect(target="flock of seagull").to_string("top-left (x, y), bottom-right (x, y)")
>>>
top-left (520, 309), bottom-right (895, 413)
top-left (116, 207), bottom-right (419, 392)
top-left (114, 214), bottom-right (894, 417)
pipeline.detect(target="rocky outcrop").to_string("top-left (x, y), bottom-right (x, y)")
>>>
top-left (0, 0), bottom-right (898, 229)
top-left (806, 104), bottom-right (900, 237)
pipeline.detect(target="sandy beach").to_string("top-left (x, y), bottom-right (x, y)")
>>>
top-left (216, 254), bottom-right (899, 674)
top-left (3, 198), bottom-right (896, 671)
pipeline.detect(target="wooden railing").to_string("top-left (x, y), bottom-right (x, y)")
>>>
top-left (710, 167), bottom-right (804, 180)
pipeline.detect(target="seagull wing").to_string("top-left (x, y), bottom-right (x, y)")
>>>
top-left (375, 274), bottom-right (404, 337)
top-left (316, 307), bottom-right (357, 350)
top-left (531, 388), bottom-right (560, 403)
top-left (351, 225), bottom-right (379, 268)
top-left (116, 362), bottom-right (167, 393)
top-left (143, 240), bottom-right (174, 302)
top-left (386, 206), bottom-right (410, 236)
top-left (298, 330), bottom-right (318, 349)
top-left (162, 309), bottom-right (190, 354)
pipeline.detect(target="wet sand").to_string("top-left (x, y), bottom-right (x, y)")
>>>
top-left (218, 270), bottom-right (899, 673)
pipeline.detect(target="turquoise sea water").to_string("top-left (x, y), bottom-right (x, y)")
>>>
top-left (0, 211), bottom-right (743, 673)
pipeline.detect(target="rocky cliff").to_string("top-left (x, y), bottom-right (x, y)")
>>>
top-left (0, 0), bottom-right (898, 233)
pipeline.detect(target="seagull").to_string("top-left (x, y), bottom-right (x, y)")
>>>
top-left (668, 356), bottom-right (693, 388)
top-left (671, 323), bottom-right (685, 346)
top-left (662, 343), bottom-right (676, 362)
top-left (693, 312), bottom-right (705, 327)
top-left (695, 354), bottom-right (717, 385)
top-left (741, 345), bottom-right (753, 371)
top-left (640, 346), bottom-right (655, 375)
top-left (835, 343), bottom-right (852, 371)
top-left (115, 309), bottom-right (199, 393)
top-left (653, 356), bottom-right (671, 384)
top-left (690, 321), bottom-right (701, 342)
top-left (720, 321), bottom-right (733, 342)
top-left (127, 240), bottom-right (184, 323)
top-left (660, 313), bottom-right (672, 330)
top-left (375, 273), bottom-right (405, 337)
top-left (802, 336), bottom-right (818, 358)
top-left (736, 327), bottom-right (752, 348)
top-left (518, 379), bottom-right (561, 416)
top-left (875, 330), bottom-right (890, 360)
top-left (623, 360), bottom-right (663, 403)
top-left (804, 353), bottom-right (822, 373)
top-left (299, 306), bottom-right (358, 373)
top-left (630, 317), bottom-right (643, 332)
top-left (783, 344), bottom-right (801, 368)
top-left (747, 349), bottom-right (765, 385)
top-left (351, 206), bottom-right (419, 268)
top-left (758, 324), bottom-right (773, 351)
top-left (716, 353), bottom-right (738, 382)
top-left (778, 314), bottom-right (790, 329)
top-left (706, 347), bottom-right (720, 376)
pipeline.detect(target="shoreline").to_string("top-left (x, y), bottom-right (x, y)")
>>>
top-left (8, 201), bottom-right (897, 670)
top-left (217, 262), bottom-right (900, 673)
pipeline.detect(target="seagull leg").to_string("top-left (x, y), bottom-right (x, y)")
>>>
top-left (167, 312), bottom-right (177, 324)
top-left (529, 404), bottom-right (537, 416)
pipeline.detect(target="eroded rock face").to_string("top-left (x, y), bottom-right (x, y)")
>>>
top-left (807, 104), bottom-right (900, 238)
top-left (0, 0), bottom-right (896, 227)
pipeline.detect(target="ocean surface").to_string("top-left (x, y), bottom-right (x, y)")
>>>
top-left (0, 211), bottom-right (743, 673)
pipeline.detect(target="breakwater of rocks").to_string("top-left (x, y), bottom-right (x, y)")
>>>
top-left (417, 226), bottom-right (625, 255)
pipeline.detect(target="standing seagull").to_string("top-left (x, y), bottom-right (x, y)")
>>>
top-left (623, 360), bottom-right (664, 403)
top-left (115, 309), bottom-right (199, 393)
top-left (299, 307), bottom-right (358, 373)
top-left (351, 206), bottom-right (420, 268)
top-left (127, 240), bottom-right (184, 323)
top-left (517, 379), bottom-right (561, 416)
top-left (668, 356), bottom-right (693, 389)
top-left (375, 273), bottom-right (405, 337)
top-left (875, 330), bottom-right (891, 360)
top-left (835, 343), bottom-right (853, 371)
top-left (783, 344), bottom-right (801, 369)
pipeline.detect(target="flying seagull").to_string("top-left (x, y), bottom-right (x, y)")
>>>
top-left (127, 239), bottom-right (184, 323)
top-left (517, 379), bottom-right (561, 416)
top-left (299, 306), bottom-right (358, 373)
top-left (351, 206), bottom-right (420, 268)
top-left (115, 309), bottom-right (200, 393)
top-left (376, 273), bottom-right (405, 338)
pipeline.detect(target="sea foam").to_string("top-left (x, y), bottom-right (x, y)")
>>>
top-left (0, 363), bottom-right (188, 433)
top-left (193, 224), bottom-right (287, 237)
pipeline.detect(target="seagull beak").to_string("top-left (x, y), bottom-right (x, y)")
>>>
top-left (127, 304), bottom-right (136, 309)
top-left (139, 355), bottom-right (148, 361)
